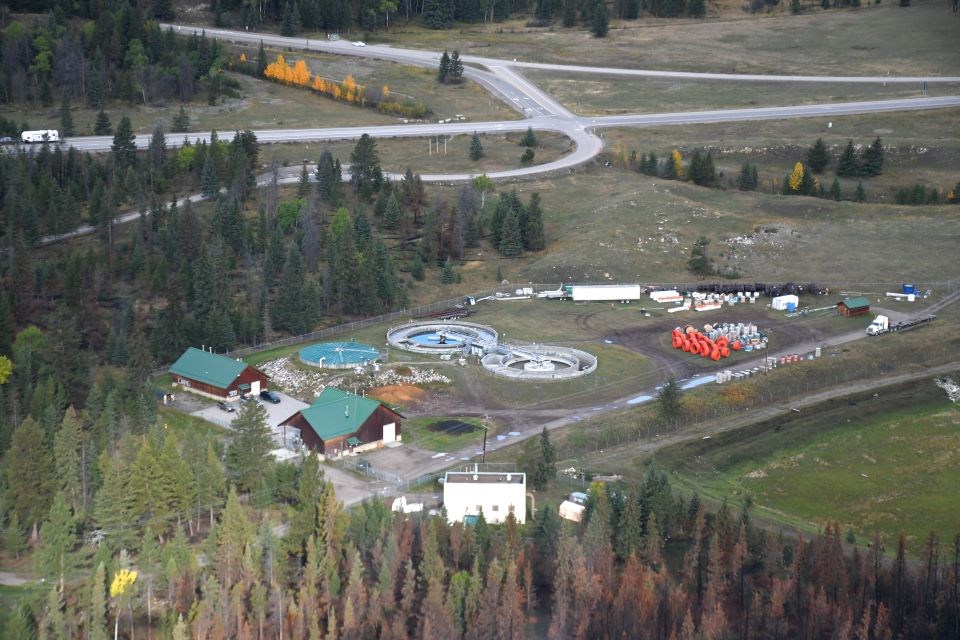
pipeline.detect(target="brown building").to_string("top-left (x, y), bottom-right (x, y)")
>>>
top-left (837, 297), bottom-right (871, 317)
top-left (281, 388), bottom-right (402, 456)
top-left (168, 347), bottom-right (269, 400)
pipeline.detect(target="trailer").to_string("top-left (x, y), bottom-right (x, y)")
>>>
top-left (21, 129), bottom-right (60, 143)
top-left (564, 284), bottom-right (642, 302)
top-left (866, 314), bottom-right (935, 336)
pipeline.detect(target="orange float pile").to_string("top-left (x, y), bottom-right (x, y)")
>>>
top-left (671, 326), bottom-right (738, 361)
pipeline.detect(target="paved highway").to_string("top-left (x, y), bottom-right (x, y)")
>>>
top-left (55, 24), bottom-right (960, 185)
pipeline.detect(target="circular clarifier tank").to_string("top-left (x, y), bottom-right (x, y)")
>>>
top-left (299, 341), bottom-right (381, 369)
top-left (387, 321), bottom-right (498, 354)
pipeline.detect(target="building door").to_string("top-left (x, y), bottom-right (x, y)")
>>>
top-left (251, 380), bottom-right (261, 395)
top-left (382, 422), bottom-right (396, 443)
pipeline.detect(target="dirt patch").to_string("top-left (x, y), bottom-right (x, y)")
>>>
top-left (426, 419), bottom-right (478, 435)
top-left (368, 384), bottom-right (427, 406)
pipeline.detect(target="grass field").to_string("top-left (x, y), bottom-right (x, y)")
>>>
top-left (645, 375), bottom-right (960, 546)
top-left (401, 416), bottom-right (492, 451)
top-left (260, 130), bottom-right (573, 175)
top-left (372, 2), bottom-right (959, 76)
top-left (525, 73), bottom-right (960, 116)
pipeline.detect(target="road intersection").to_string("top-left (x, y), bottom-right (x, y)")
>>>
top-left (55, 23), bottom-right (960, 184)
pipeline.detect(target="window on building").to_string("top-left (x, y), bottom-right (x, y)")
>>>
top-left (508, 505), bottom-right (515, 513)
top-left (476, 505), bottom-right (482, 512)
top-left (492, 505), bottom-right (499, 512)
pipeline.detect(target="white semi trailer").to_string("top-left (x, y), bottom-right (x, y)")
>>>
top-left (564, 284), bottom-right (643, 302)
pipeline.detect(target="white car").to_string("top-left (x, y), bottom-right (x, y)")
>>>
top-left (352, 41), bottom-right (365, 47)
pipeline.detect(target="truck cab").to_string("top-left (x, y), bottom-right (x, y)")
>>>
top-left (866, 315), bottom-right (889, 336)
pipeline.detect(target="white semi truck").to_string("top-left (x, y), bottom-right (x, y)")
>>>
top-left (866, 314), bottom-right (935, 336)
top-left (21, 129), bottom-right (60, 143)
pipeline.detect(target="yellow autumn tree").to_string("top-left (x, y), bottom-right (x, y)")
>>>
top-left (292, 60), bottom-right (311, 86)
top-left (382, 84), bottom-right (390, 98)
top-left (343, 74), bottom-right (356, 103)
top-left (788, 162), bottom-right (804, 192)
top-left (672, 149), bottom-right (683, 179)
top-left (110, 569), bottom-right (137, 597)
top-left (264, 54), bottom-right (287, 81)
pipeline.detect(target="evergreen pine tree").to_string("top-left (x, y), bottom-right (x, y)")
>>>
top-left (469, 132), bottom-right (484, 160)
top-left (861, 136), bottom-right (885, 177)
top-left (687, 236), bottom-right (712, 276)
top-left (438, 50), bottom-right (451, 83)
top-left (829, 177), bottom-right (842, 201)
top-left (88, 561), bottom-right (109, 640)
top-left (806, 137), bottom-right (830, 173)
top-left (854, 180), bottom-right (866, 202)
top-left (689, 0), bottom-right (706, 17)
top-left (53, 409), bottom-right (83, 515)
top-left (201, 151), bottom-right (220, 198)
top-left (441, 258), bottom-right (456, 284)
top-left (737, 162), bottom-right (755, 190)
top-left (226, 401), bottom-right (274, 492)
top-left (520, 148), bottom-right (535, 165)
top-left (274, 247), bottom-right (311, 334)
top-left (171, 106), bottom-right (190, 133)
top-left (531, 427), bottom-right (557, 489)
top-left (658, 377), bottom-right (683, 423)
top-left (3, 512), bottom-right (26, 560)
top-left (4, 417), bottom-right (55, 532)
top-left (524, 192), bottom-right (546, 251)
top-left (384, 193), bottom-right (404, 230)
top-left (36, 491), bottom-right (76, 592)
top-left (59, 97), bottom-right (75, 137)
top-left (520, 126), bottom-right (538, 148)
top-left (562, 0), bottom-right (577, 26)
top-left (111, 116), bottom-right (138, 169)
top-left (257, 41), bottom-right (268, 76)
top-left (497, 210), bottom-right (524, 257)
top-left (836, 140), bottom-right (860, 177)
top-left (591, 0), bottom-right (609, 37)
top-left (281, 1), bottom-right (302, 35)
top-left (450, 50), bottom-right (465, 81)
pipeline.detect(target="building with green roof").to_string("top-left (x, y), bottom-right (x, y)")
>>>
top-left (169, 347), bottom-right (269, 400)
top-left (837, 296), bottom-right (871, 317)
top-left (280, 387), bottom-right (402, 456)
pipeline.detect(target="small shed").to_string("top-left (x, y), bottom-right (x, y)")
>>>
top-left (771, 294), bottom-right (800, 311)
top-left (169, 347), bottom-right (269, 400)
top-left (280, 388), bottom-right (402, 456)
top-left (837, 297), bottom-right (871, 317)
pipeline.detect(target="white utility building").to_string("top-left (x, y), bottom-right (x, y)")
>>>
top-left (443, 470), bottom-right (527, 524)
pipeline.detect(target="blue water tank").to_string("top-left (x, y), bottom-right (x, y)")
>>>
top-left (902, 284), bottom-right (916, 294)
top-left (786, 302), bottom-right (797, 312)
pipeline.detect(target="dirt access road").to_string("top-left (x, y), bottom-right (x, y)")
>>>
top-left (362, 290), bottom-right (957, 487)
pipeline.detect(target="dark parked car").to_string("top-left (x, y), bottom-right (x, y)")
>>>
top-left (0, 136), bottom-right (13, 144)
top-left (260, 389), bottom-right (281, 404)
top-left (217, 400), bottom-right (236, 412)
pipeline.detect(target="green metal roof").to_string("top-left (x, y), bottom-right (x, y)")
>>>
top-left (169, 347), bottom-right (248, 389)
top-left (299, 388), bottom-right (382, 441)
top-left (839, 296), bottom-right (871, 310)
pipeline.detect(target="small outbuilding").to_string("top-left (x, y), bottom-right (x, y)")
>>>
top-left (280, 388), bottom-right (402, 456)
top-left (169, 347), bottom-right (269, 400)
top-left (837, 297), bottom-right (871, 317)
